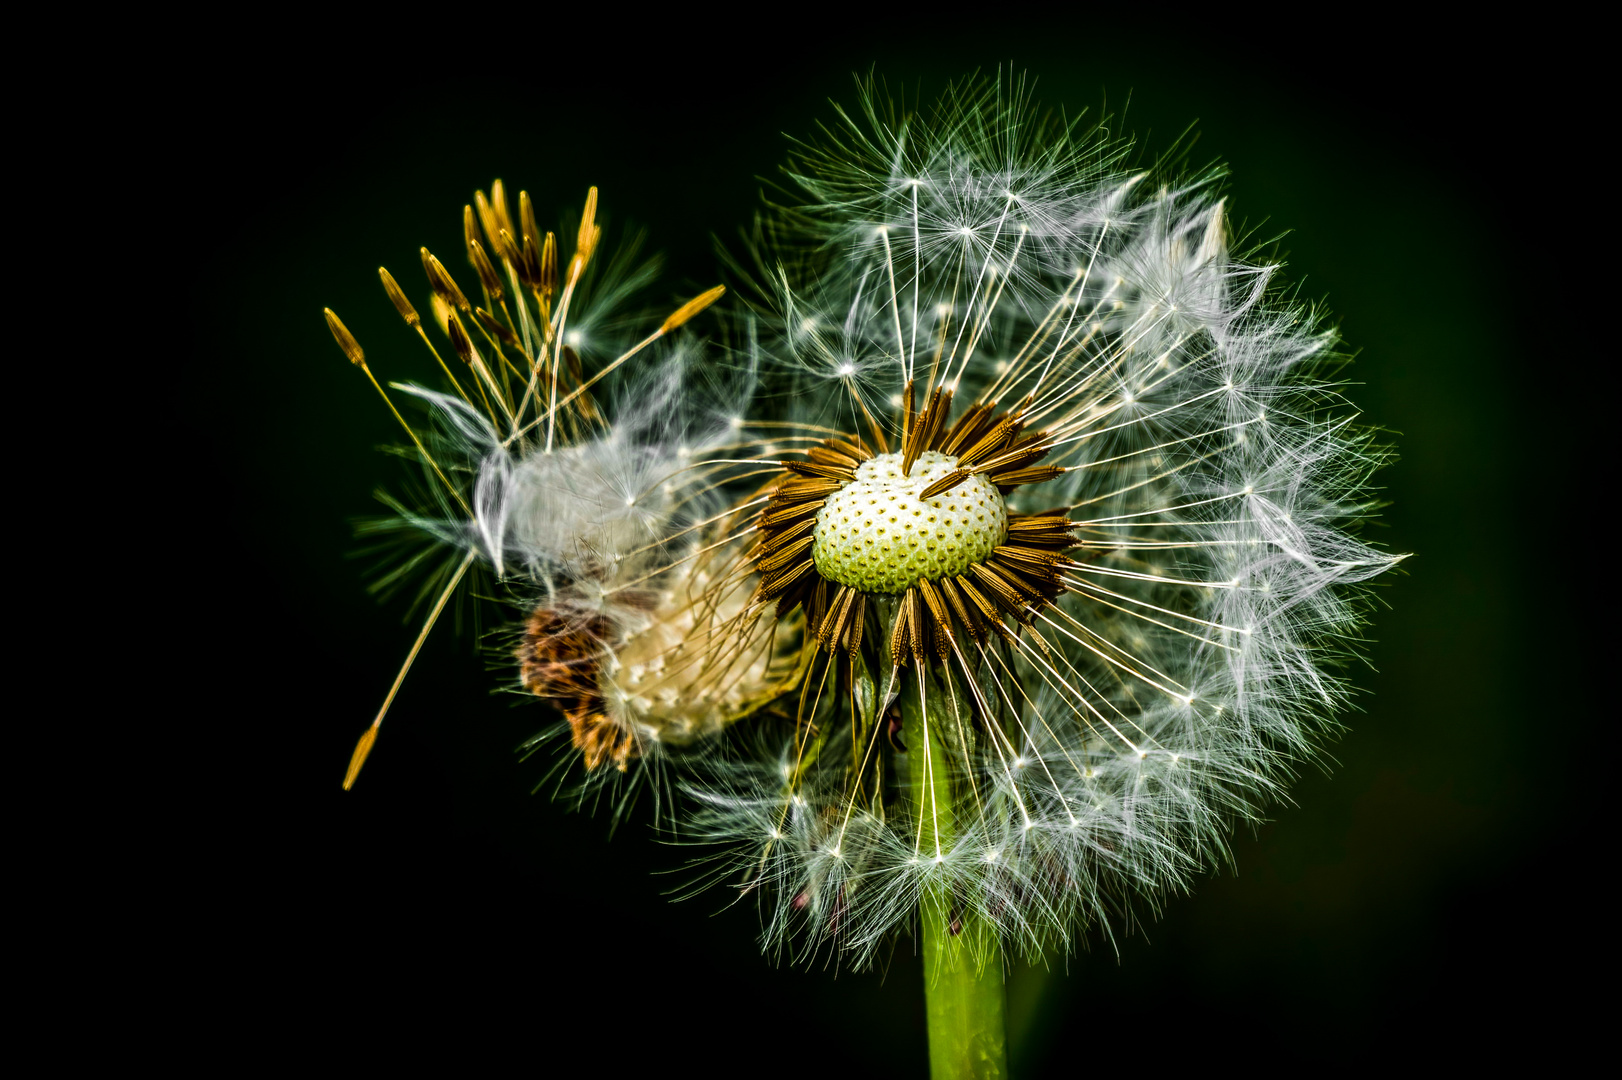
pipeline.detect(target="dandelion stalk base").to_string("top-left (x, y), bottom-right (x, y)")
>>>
top-left (904, 670), bottom-right (1008, 1080)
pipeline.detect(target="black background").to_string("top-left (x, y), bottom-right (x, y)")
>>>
top-left (170, 18), bottom-right (1589, 1073)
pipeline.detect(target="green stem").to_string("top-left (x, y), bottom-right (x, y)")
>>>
top-left (902, 668), bottom-right (1007, 1080)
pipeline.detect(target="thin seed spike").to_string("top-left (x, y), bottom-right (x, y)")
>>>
top-left (662, 285), bottom-right (726, 334)
top-left (957, 575), bottom-right (1020, 644)
top-left (940, 575), bottom-right (983, 645)
top-left (917, 578), bottom-right (954, 660)
top-left (806, 445), bottom-right (860, 470)
top-left (758, 535), bottom-right (814, 574)
top-left (767, 477), bottom-right (842, 506)
top-left (817, 586), bottom-right (855, 652)
top-left (993, 544), bottom-right (1063, 572)
top-left (323, 308), bottom-right (365, 366)
top-left (475, 306), bottom-right (520, 348)
top-left (917, 469), bottom-right (970, 500)
top-left (889, 590), bottom-right (913, 669)
top-left (758, 557), bottom-right (816, 602)
top-left (991, 465), bottom-right (1066, 488)
top-left (520, 191), bottom-right (540, 257)
top-left (447, 317), bottom-right (477, 365)
top-left (958, 414), bottom-right (1027, 468)
top-left (1007, 515), bottom-right (1078, 535)
top-left (846, 593), bottom-right (867, 656)
top-left (469, 239), bottom-right (504, 301)
top-left (760, 515), bottom-right (818, 548)
top-left (975, 433), bottom-right (1053, 474)
top-left (429, 292), bottom-right (452, 335)
top-left (498, 228), bottom-right (520, 270)
top-left (907, 588), bottom-right (928, 667)
top-left (941, 402), bottom-right (991, 456)
top-left (761, 501), bottom-right (829, 529)
top-left (474, 191), bottom-right (501, 254)
top-left (463, 204), bottom-right (480, 262)
top-left (808, 577), bottom-right (831, 638)
top-left (422, 248), bottom-right (472, 313)
top-left (379, 268), bottom-right (420, 328)
top-left (519, 232), bottom-right (541, 289)
top-left (902, 377), bottom-right (916, 446)
top-left (489, 179), bottom-right (516, 256)
top-left (827, 437), bottom-right (873, 462)
top-left (902, 386), bottom-right (941, 475)
top-left (540, 232), bottom-right (558, 300)
top-left (343, 727), bottom-right (377, 791)
top-left (774, 568), bottom-right (818, 618)
top-left (968, 562), bottom-right (1028, 614)
top-left (923, 388), bottom-right (954, 453)
top-left (575, 186), bottom-right (599, 268)
top-left (343, 549), bottom-right (476, 790)
top-left (781, 459), bottom-right (855, 482)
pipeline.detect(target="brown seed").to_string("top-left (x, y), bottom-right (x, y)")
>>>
top-left (576, 186), bottom-right (599, 260)
top-left (379, 267), bottom-right (420, 328)
top-left (662, 285), bottom-right (726, 334)
top-left (469, 238), bottom-right (504, 300)
top-left (520, 191), bottom-right (540, 255)
top-left (474, 306), bottom-right (520, 348)
top-left (323, 308), bottom-right (365, 366)
top-left (540, 232), bottom-right (558, 299)
top-left (463, 204), bottom-right (480, 262)
top-left (421, 248), bottom-right (472, 313)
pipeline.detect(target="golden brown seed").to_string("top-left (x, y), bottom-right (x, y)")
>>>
top-left (469, 238), bottom-right (504, 300)
top-left (463, 204), bottom-right (480, 262)
top-left (475, 306), bottom-right (520, 348)
top-left (421, 248), bottom-right (472, 313)
top-left (323, 308), bottom-right (365, 366)
top-left (540, 233), bottom-right (558, 299)
top-left (577, 186), bottom-right (599, 259)
top-left (661, 285), bottom-right (726, 333)
top-left (379, 267), bottom-right (420, 328)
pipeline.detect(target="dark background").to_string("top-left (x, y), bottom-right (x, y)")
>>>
top-left (177, 20), bottom-right (1581, 1072)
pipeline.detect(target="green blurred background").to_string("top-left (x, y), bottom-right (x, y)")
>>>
top-left (191, 22), bottom-right (1564, 1071)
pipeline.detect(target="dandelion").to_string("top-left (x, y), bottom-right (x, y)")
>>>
top-left (327, 183), bottom-right (797, 802)
top-left (678, 75), bottom-right (1404, 1073)
top-left (324, 76), bottom-right (1405, 1080)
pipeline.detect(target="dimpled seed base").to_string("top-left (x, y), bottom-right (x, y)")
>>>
top-left (812, 451), bottom-right (1008, 595)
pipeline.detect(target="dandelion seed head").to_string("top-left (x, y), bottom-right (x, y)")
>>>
top-left (678, 74), bottom-right (1404, 967)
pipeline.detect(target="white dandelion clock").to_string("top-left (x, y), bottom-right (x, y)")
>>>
top-left (673, 77), bottom-right (1403, 1067)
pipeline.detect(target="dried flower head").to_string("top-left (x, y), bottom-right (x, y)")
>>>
top-left (329, 184), bottom-right (795, 795)
top-left (681, 76), bottom-right (1405, 965)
